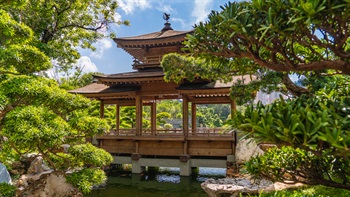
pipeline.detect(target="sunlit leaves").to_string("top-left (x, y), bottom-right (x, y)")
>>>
top-left (69, 143), bottom-right (113, 167)
top-left (163, 0), bottom-right (350, 99)
top-left (1, 106), bottom-right (69, 152)
top-left (69, 116), bottom-right (110, 137)
top-left (245, 146), bottom-right (350, 188)
top-left (3, 0), bottom-right (129, 70)
top-left (66, 168), bottom-right (107, 194)
top-left (233, 93), bottom-right (350, 156)
top-left (0, 9), bottom-right (51, 74)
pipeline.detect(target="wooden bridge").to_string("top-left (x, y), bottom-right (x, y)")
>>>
top-left (98, 128), bottom-right (235, 156)
top-left (95, 128), bottom-right (236, 176)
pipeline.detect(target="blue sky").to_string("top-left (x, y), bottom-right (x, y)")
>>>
top-left (76, 0), bottom-right (231, 75)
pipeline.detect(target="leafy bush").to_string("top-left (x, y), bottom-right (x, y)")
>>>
top-left (0, 183), bottom-right (16, 197)
top-left (69, 143), bottom-right (113, 167)
top-left (231, 92), bottom-right (350, 189)
top-left (245, 146), bottom-right (350, 188)
top-left (66, 168), bottom-right (106, 194)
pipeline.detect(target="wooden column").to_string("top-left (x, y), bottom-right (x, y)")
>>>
top-left (182, 95), bottom-right (189, 137)
top-left (231, 99), bottom-right (237, 119)
top-left (100, 100), bottom-right (105, 118)
top-left (191, 103), bottom-right (196, 135)
top-left (116, 104), bottom-right (120, 131)
top-left (231, 99), bottom-right (237, 156)
top-left (151, 102), bottom-right (157, 135)
top-left (135, 95), bottom-right (143, 136)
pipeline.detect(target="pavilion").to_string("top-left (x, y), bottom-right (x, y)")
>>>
top-left (70, 15), bottom-right (252, 176)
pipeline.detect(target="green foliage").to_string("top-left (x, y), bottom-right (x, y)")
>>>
top-left (163, 123), bottom-right (173, 130)
top-left (2, 0), bottom-right (129, 70)
top-left (197, 104), bottom-right (230, 128)
top-left (2, 106), bottom-right (69, 152)
top-left (245, 146), bottom-right (350, 188)
top-left (69, 115), bottom-right (110, 137)
top-left (0, 183), bottom-right (16, 197)
top-left (0, 1), bottom-right (127, 194)
top-left (0, 9), bottom-right (51, 74)
top-left (162, 0), bottom-right (350, 98)
top-left (69, 143), bottom-right (113, 167)
top-left (249, 185), bottom-right (350, 197)
top-left (232, 75), bottom-right (350, 189)
top-left (156, 112), bottom-right (172, 126)
top-left (66, 168), bottom-right (107, 194)
top-left (232, 93), bottom-right (350, 157)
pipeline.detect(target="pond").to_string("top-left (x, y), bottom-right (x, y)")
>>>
top-left (87, 167), bottom-right (226, 197)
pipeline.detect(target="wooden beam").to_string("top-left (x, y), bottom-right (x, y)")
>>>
top-left (103, 99), bottom-right (136, 105)
top-left (189, 96), bottom-right (232, 104)
top-left (135, 95), bottom-right (143, 136)
top-left (177, 89), bottom-right (230, 95)
top-left (100, 100), bottom-right (105, 118)
top-left (151, 102), bottom-right (157, 135)
top-left (191, 103), bottom-right (196, 135)
top-left (182, 95), bottom-right (189, 137)
top-left (231, 99), bottom-right (237, 119)
top-left (116, 104), bottom-right (120, 131)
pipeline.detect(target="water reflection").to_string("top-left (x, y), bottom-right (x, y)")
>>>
top-left (87, 167), bottom-right (225, 197)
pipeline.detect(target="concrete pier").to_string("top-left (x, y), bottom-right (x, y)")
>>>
top-left (112, 155), bottom-right (232, 176)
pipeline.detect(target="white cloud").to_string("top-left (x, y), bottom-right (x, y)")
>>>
top-left (114, 12), bottom-right (122, 22)
top-left (172, 17), bottom-right (190, 29)
top-left (90, 38), bottom-right (113, 59)
top-left (76, 56), bottom-right (98, 73)
top-left (156, 4), bottom-right (174, 14)
top-left (117, 0), bottom-right (151, 15)
top-left (192, 0), bottom-right (213, 24)
top-left (45, 57), bottom-right (98, 81)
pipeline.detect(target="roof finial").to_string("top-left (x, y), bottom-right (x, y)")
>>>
top-left (163, 13), bottom-right (170, 22)
top-left (162, 13), bottom-right (173, 31)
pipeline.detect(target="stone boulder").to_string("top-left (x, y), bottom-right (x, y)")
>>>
top-left (201, 178), bottom-right (304, 197)
top-left (235, 138), bottom-right (264, 165)
top-left (16, 171), bottom-right (82, 197)
top-left (0, 163), bottom-right (12, 184)
top-left (27, 156), bottom-right (51, 174)
top-left (201, 178), bottom-right (273, 197)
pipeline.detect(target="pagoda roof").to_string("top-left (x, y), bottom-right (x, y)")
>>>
top-left (113, 29), bottom-right (192, 62)
top-left (93, 69), bottom-right (165, 84)
top-left (69, 83), bottom-right (140, 98)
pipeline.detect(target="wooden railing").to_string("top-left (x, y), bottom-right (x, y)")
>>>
top-left (103, 128), bottom-right (233, 137)
top-left (189, 128), bottom-right (233, 136)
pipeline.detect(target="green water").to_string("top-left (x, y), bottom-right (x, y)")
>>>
top-left (87, 168), bottom-right (225, 197)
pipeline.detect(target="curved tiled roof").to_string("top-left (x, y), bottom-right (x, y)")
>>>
top-left (92, 69), bottom-right (165, 84)
top-left (114, 30), bottom-right (192, 41)
top-left (113, 29), bottom-right (192, 63)
top-left (95, 70), bottom-right (164, 79)
top-left (69, 83), bottom-right (140, 97)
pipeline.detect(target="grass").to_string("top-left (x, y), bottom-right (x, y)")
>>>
top-left (248, 185), bottom-right (350, 197)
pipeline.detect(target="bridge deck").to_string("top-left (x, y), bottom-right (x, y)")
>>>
top-left (96, 128), bottom-right (235, 157)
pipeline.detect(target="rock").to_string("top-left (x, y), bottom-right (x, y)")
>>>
top-left (201, 178), bottom-right (304, 197)
top-left (201, 178), bottom-right (273, 197)
top-left (16, 171), bottom-right (82, 197)
top-left (27, 156), bottom-right (51, 174)
top-left (61, 144), bottom-right (71, 153)
top-left (0, 163), bottom-right (12, 184)
top-left (12, 161), bottom-right (23, 169)
top-left (235, 138), bottom-right (264, 165)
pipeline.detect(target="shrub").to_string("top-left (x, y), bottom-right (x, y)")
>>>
top-left (0, 183), bottom-right (16, 197)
